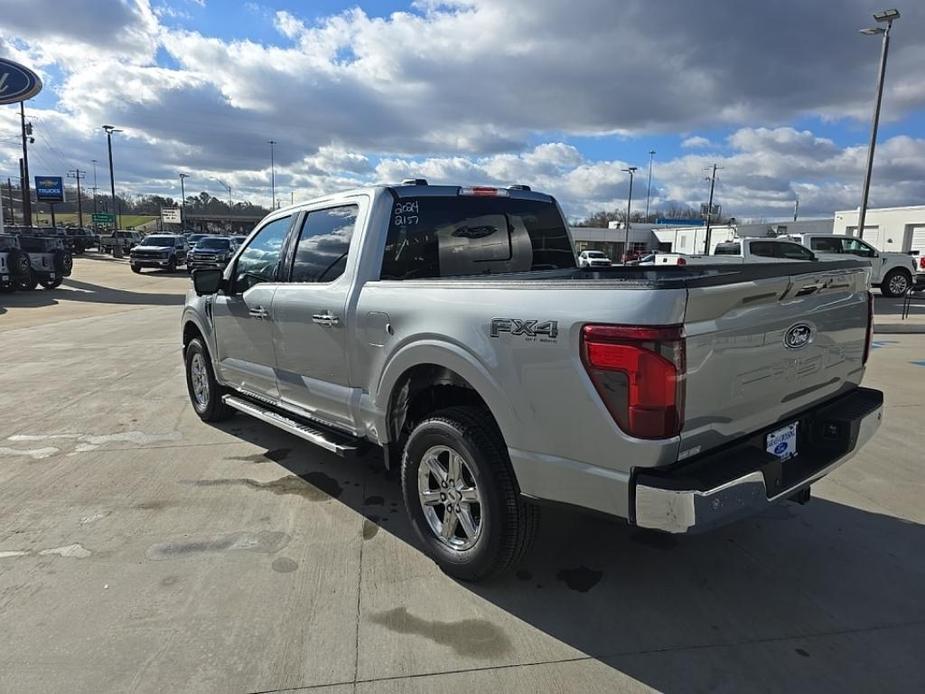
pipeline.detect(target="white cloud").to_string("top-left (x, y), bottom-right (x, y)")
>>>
top-left (681, 136), bottom-right (711, 149)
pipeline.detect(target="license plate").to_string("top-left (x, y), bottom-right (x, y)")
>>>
top-left (766, 422), bottom-right (798, 462)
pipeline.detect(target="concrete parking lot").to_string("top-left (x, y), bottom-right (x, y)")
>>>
top-left (1, 255), bottom-right (924, 693)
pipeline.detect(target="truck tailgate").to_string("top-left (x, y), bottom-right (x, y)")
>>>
top-left (679, 263), bottom-right (871, 459)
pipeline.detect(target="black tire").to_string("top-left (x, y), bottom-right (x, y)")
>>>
top-left (52, 249), bottom-right (73, 276)
top-left (881, 269), bottom-right (911, 298)
top-left (184, 337), bottom-right (233, 422)
top-left (17, 268), bottom-right (37, 291)
top-left (0, 283), bottom-right (15, 294)
top-left (167, 256), bottom-right (177, 273)
top-left (401, 406), bottom-right (538, 581)
top-left (40, 277), bottom-right (63, 290)
top-left (131, 264), bottom-right (141, 274)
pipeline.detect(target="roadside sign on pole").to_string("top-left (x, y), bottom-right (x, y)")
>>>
top-left (0, 59), bottom-right (43, 105)
top-left (161, 207), bottom-right (182, 224)
top-left (92, 212), bottom-right (115, 225)
top-left (35, 176), bottom-right (65, 203)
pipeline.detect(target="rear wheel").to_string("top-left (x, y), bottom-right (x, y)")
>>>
top-left (185, 337), bottom-right (233, 422)
top-left (40, 277), bottom-right (63, 290)
top-left (401, 406), bottom-right (538, 581)
top-left (881, 269), bottom-right (911, 297)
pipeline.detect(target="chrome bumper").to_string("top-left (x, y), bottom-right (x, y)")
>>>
top-left (634, 387), bottom-right (884, 534)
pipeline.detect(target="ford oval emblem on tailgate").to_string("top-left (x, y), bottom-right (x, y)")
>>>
top-left (784, 323), bottom-right (813, 350)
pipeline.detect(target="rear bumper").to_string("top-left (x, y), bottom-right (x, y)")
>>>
top-left (633, 387), bottom-right (883, 534)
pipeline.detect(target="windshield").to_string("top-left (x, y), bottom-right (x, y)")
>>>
top-left (586, 251), bottom-right (606, 258)
top-left (196, 237), bottom-right (231, 250)
top-left (141, 236), bottom-right (175, 247)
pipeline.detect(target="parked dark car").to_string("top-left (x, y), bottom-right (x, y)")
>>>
top-left (187, 236), bottom-right (237, 273)
top-left (130, 234), bottom-right (189, 273)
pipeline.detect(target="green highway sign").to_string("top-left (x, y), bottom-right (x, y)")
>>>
top-left (92, 213), bottom-right (115, 224)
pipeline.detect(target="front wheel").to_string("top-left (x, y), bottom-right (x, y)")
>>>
top-left (166, 257), bottom-right (177, 273)
top-left (401, 406), bottom-right (538, 581)
top-left (131, 264), bottom-right (141, 274)
top-left (881, 269), bottom-right (911, 298)
top-left (184, 337), bottom-right (233, 422)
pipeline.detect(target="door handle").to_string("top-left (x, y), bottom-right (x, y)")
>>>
top-left (312, 312), bottom-right (340, 327)
top-left (249, 306), bottom-right (270, 320)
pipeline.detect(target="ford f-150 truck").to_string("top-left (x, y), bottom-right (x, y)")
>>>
top-left (181, 182), bottom-right (883, 580)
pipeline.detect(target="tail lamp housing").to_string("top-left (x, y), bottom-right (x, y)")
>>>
top-left (580, 324), bottom-right (685, 439)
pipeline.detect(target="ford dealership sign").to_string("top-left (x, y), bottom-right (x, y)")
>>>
top-left (0, 58), bottom-right (42, 105)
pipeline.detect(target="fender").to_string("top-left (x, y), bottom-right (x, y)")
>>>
top-left (372, 339), bottom-right (522, 449)
top-left (181, 303), bottom-right (224, 385)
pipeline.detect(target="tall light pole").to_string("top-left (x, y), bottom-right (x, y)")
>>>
top-left (268, 140), bottom-right (277, 209)
top-left (645, 149), bottom-right (656, 222)
top-left (20, 103), bottom-right (33, 227)
top-left (179, 172), bottom-right (189, 226)
top-left (102, 125), bottom-right (123, 255)
top-left (621, 166), bottom-right (638, 265)
top-left (856, 9), bottom-right (900, 241)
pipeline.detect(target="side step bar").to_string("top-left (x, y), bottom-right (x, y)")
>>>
top-left (223, 395), bottom-right (364, 458)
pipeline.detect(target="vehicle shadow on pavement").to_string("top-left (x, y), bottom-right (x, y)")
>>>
top-left (0, 278), bottom-right (185, 308)
top-left (210, 416), bottom-right (925, 692)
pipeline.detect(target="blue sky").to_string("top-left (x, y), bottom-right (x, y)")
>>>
top-left (2, 0), bottom-right (924, 219)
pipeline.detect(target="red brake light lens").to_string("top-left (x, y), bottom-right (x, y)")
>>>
top-left (580, 324), bottom-right (685, 439)
top-left (919, 256), bottom-right (925, 270)
top-left (459, 186), bottom-right (510, 197)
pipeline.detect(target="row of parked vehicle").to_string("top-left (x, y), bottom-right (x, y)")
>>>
top-left (129, 232), bottom-right (248, 274)
top-left (581, 234), bottom-right (924, 297)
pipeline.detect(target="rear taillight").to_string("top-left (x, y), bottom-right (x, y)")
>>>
top-left (580, 324), bottom-right (685, 439)
top-left (676, 256), bottom-right (686, 266)
top-left (863, 292), bottom-right (874, 365)
top-left (919, 257), bottom-right (925, 270)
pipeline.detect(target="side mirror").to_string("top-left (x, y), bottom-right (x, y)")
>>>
top-left (192, 268), bottom-right (224, 296)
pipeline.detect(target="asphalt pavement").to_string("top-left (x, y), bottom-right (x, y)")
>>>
top-left (1, 255), bottom-right (923, 693)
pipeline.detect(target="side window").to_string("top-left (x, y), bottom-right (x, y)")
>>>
top-left (810, 237), bottom-right (843, 253)
top-left (842, 238), bottom-right (876, 258)
top-left (749, 241), bottom-right (777, 258)
top-left (776, 242), bottom-right (816, 260)
top-left (233, 216), bottom-right (291, 292)
top-left (290, 205), bottom-right (358, 283)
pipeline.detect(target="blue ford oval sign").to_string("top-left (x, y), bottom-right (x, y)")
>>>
top-left (0, 58), bottom-right (43, 105)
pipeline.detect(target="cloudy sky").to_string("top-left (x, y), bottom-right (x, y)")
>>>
top-left (2, 0), bottom-right (924, 221)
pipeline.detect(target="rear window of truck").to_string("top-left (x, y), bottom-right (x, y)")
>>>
top-left (380, 196), bottom-right (574, 280)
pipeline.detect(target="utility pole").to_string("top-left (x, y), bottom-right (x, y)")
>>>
top-left (91, 159), bottom-right (99, 214)
top-left (621, 166), bottom-right (638, 265)
top-left (645, 149), bottom-right (656, 222)
top-left (702, 163), bottom-right (722, 254)
top-left (6, 178), bottom-right (14, 224)
top-left (793, 197), bottom-right (800, 222)
top-left (857, 9), bottom-right (900, 240)
top-left (268, 140), bottom-right (277, 210)
top-left (20, 102), bottom-right (33, 227)
top-left (67, 169), bottom-right (86, 227)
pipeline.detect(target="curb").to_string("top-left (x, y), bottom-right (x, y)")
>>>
top-left (874, 324), bottom-right (925, 334)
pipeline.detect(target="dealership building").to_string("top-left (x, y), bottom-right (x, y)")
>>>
top-left (833, 205), bottom-right (925, 256)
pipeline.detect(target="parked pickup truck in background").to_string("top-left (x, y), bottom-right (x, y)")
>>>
top-left (130, 234), bottom-right (188, 273)
top-left (786, 232), bottom-right (920, 297)
top-left (100, 230), bottom-right (143, 254)
top-left (181, 181), bottom-right (883, 580)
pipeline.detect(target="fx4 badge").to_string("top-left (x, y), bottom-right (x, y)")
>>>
top-left (490, 318), bottom-right (559, 341)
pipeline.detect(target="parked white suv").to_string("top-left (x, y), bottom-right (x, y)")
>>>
top-left (577, 250), bottom-right (612, 268)
top-left (787, 233), bottom-right (918, 297)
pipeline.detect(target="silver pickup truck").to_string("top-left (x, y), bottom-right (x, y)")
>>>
top-left (181, 182), bottom-right (883, 580)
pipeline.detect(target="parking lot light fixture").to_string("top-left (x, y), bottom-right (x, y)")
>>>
top-left (621, 166), bottom-right (638, 265)
top-left (856, 9), bottom-right (899, 241)
top-left (102, 125), bottom-right (123, 254)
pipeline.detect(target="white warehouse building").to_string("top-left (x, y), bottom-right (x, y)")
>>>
top-left (833, 205), bottom-right (925, 256)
